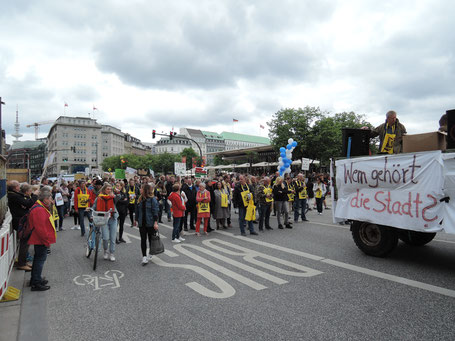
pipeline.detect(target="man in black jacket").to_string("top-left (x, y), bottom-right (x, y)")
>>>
top-left (181, 178), bottom-right (197, 230)
top-left (7, 180), bottom-right (35, 271)
top-left (233, 175), bottom-right (258, 236)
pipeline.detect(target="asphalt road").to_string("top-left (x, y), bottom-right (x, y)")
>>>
top-left (17, 206), bottom-right (455, 341)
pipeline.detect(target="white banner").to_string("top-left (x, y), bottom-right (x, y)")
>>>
top-left (441, 153), bottom-right (455, 234)
top-left (174, 162), bottom-right (186, 176)
top-left (125, 167), bottom-right (137, 174)
top-left (334, 151), bottom-right (445, 232)
top-left (301, 158), bottom-right (310, 171)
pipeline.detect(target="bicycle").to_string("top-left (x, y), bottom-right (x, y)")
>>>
top-left (85, 208), bottom-right (111, 271)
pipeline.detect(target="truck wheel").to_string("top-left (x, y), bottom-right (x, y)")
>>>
top-left (398, 231), bottom-right (436, 246)
top-left (351, 221), bottom-right (398, 257)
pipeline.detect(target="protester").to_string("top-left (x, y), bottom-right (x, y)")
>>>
top-left (233, 175), bottom-right (258, 236)
top-left (93, 183), bottom-right (118, 261)
top-left (273, 177), bottom-right (291, 229)
top-left (256, 177), bottom-right (273, 231)
top-left (313, 176), bottom-right (327, 215)
top-left (213, 181), bottom-right (229, 229)
top-left (195, 183), bottom-right (211, 236)
top-left (52, 185), bottom-right (65, 231)
top-left (27, 186), bottom-right (57, 291)
top-left (7, 180), bottom-right (35, 271)
top-left (114, 181), bottom-right (128, 244)
top-left (293, 173), bottom-right (309, 222)
top-left (74, 180), bottom-right (94, 236)
top-left (367, 110), bottom-right (407, 154)
top-left (167, 183), bottom-right (186, 243)
top-left (181, 178), bottom-right (197, 231)
top-left (127, 179), bottom-right (139, 227)
top-left (135, 184), bottom-right (159, 265)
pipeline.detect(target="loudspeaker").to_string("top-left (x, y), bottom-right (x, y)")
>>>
top-left (341, 128), bottom-right (370, 157)
top-left (447, 109), bottom-right (455, 149)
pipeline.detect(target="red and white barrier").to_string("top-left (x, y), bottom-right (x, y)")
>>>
top-left (0, 211), bottom-right (16, 300)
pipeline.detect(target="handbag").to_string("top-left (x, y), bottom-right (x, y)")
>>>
top-left (245, 201), bottom-right (256, 221)
top-left (149, 230), bottom-right (165, 255)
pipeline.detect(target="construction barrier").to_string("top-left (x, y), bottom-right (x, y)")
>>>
top-left (0, 211), bottom-right (16, 300)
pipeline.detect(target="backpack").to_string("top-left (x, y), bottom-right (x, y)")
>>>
top-left (17, 204), bottom-right (41, 241)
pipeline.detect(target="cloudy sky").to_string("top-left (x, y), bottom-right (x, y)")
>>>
top-left (1, 0), bottom-right (454, 145)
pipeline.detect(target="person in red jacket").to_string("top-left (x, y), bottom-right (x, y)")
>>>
top-left (195, 183), bottom-right (211, 236)
top-left (167, 183), bottom-right (186, 243)
top-left (27, 186), bottom-right (57, 291)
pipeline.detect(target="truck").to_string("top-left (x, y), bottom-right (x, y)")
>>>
top-left (331, 150), bottom-right (455, 257)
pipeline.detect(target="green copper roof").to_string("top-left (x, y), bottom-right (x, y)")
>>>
top-left (220, 132), bottom-right (270, 144)
top-left (10, 140), bottom-right (45, 150)
top-left (202, 131), bottom-right (224, 140)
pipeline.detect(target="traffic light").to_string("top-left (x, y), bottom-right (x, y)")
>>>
top-left (152, 130), bottom-right (156, 139)
top-left (170, 131), bottom-right (173, 140)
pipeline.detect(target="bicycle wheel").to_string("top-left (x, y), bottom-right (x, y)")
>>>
top-left (86, 226), bottom-right (94, 258)
top-left (94, 229), bottom-right (100, 271)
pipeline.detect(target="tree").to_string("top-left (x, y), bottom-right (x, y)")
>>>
top-left (213, 154), bottom-right (230, 166)
top-left (308, 112), bottom-right (375, 164)
top-left (180, 148), bottom-right (200, 169)
top-left (101, 155), bottom-right (121, 171)
top-left (268, 106), bottom-right (325, 160)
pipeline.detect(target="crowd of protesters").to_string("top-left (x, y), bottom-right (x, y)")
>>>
top-left (6, 171), bottom-right (330, 291)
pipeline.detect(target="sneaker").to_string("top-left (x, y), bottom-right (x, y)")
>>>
top-left (250, 231), bottom-right (258, 235)
top-left (119, 238), bottom-right (126, 243)
top-left (77, 226), bottom-right (81, 230)
top-left (318, 212), bottom-right (322, 215)
top-left (71, 225), bottom-right (78, 230)
top-left (142, 256), bottom-right (148, 265)
top-left (110, 254), bottom-right (115, 262)
top-left (31, 284), bottom-right (50, 291)
top-left (195, 232), bottom-right (201, 236)
top-left (241, 232), bottom-right (247, 236)
top-left (115, 239), bottom-right (120, 244)
top-left (172, 239), bottom-right (181, 243)
top-left (148, 254), bottom-right (153, 261)
top-left (278, 224), bottom-right (284, 229)
top-left (265, 226), bottom-right (273, 230)
top-left (178, 237), bottom-right (185, 242)
top-left (103, 251), bottom-right (109, 260)
top-left (285, 223), bottom-right (293, 229)
top-left (59, 227), bottom-right (65, 231)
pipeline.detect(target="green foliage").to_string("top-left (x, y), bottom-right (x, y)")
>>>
top-left (268, 107), bottom-right (377, 166)
top-left (180, 148), bottom-right (201, 168)
top-left (268, 106), bottom-right (325, 160)
top-left (101, 153), bottom-right (179, 174)
top-left (213, 154), bottom-right (230, 166)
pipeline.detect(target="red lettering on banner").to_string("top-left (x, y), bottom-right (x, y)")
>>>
top-left (373, 191), bottom-right (386, 213)
top-left (1, 236), bottom-right (4, 256)
top-left (422, 195), bottom-right (438, 222)
top-left (391, 201), bottom-right (402, 215)
top-left (350, 189), bottom-right (371, 210)
top-left (413, 193), bottom-right (422, 218)
top-left (401, 192), bottom-right (414, 217)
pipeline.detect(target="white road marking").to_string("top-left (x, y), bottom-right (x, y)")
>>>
top-left (214, 230), bottom-right (455, 298)
top-left (151, 256), bottom-right (236, 299)
top-left (321, 259), bottom-right (455, 298)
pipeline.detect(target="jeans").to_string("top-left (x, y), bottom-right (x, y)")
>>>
top-left (102, 217), bottom-right (118, 254)
top-left (128, 204), bottom-right (135, 225)
top-left (294, 198), bottom-right (307, 221)
top-left (31, 245), bottom-right (48, 286)
top-left (17, 238), bottom-right (30, 267)
top-left (118, 213), bottom-right (127, 239)
top-left (238, 206), bottom-right (254, 233)
top-left (63, 201), bottom-right (70, 216)
top-left (139, 225), bottom-right (155, 257)
top-left (78, 209), bottom-right (90, 235)
top-left (275, 201), bottom-right (289, 226)
top-left (172, 217), bottom-right (182, 240)
top-left (258, 204), bottom-right (271, 230)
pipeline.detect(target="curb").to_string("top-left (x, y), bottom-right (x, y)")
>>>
top-left (0, 268), bottom-right (26, 341)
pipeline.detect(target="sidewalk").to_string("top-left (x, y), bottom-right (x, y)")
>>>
top-left (0, 267), bottom-right (26, 341)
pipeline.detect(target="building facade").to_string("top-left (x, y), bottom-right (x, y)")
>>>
top-left (101, 125), bottom-right (125, 159)
top-left (46, 116), bottom-right (102, 176)
top-left (221, 132), bottom-right (270, 151)
top-left (202, 131), bottom-right (225, 164)
top-left (124, 134), bottom-right (150, 156)
top-left (7, 140), bottom-right (46, 179)
top-left (155, 135), bottom-right (192, 154)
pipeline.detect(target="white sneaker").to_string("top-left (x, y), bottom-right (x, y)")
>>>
top-left (178, 237), bottom-right (185, 242)
top-left (318, 213), bottom-right (322, 215)
top-left (142, 256), bottom-right (148, 265)
top-left (148, 254), bottom-right (153, 260)
top-left (71, 225), bottom-right (78, 230)
top-left (172, 239), bottom-right (181, 243)
top-left (110, 254), bottom-right (115, 262)
top-left (103, 251), bottom-right (109, 260)
top-left (76, 226), bottom-right (81, 230)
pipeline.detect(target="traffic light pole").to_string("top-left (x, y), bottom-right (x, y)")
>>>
top-left (152, 131), bottom-right (203, 166)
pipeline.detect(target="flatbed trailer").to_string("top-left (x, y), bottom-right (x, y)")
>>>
top-left (331, 150), bottom-right (455, 256)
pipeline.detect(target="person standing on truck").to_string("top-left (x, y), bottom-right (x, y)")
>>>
top-left (366, 110), bottom-right (407, 154)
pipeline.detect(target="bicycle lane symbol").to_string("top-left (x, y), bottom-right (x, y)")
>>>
top-left (73, 270), bottom-right (124, 291)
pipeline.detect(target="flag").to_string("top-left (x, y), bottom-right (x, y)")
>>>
top-left (260, 124), bottom-right (265, 129)
top-left (64, 102), bottom-right (68, 107)
top-left (93, 105), bottom-right (98, 111)
top-left (233, 118), bottom-right (238, 122)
